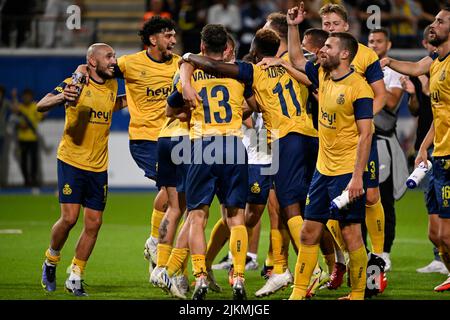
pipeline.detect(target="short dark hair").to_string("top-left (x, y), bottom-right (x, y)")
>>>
top-left (253, 28), bottom-right (280, 57)
top-left (201, 24), bottom-right (228, 54)
top-left (139, 16), bottom-right (176, 46)
top-left (369, 27), bottom-right (390, 40)
top-left (304, 28), bottom-right (329, 49)
top-left (319, 4), bottom-right (348, 22)
top-left (267, 12), bottom-right (288, 40)
top-left (443, 5), bottom-right (450, 12)
top-left (329, 32), bottom-right (359, 62)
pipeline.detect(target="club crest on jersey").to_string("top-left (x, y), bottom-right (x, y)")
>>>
top-left (251, 182), bottom-right (261, 194)
top-left (336, 94), bottom-right (345, 105)
top-left (443, 199), bottom-right (449, 208)
top-left (85, 90), bottom-right (92, 97)
top-left (62, 183), bottom-right (72, 195)
top-left (440, 70), bottom-right (446, 81)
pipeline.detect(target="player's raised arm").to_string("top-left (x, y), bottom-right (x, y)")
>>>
top-left (182, 53), bottom-right (240, 79)
top-left (287, 3), bottom-right (308, 72)
top-left (382, 55), bottom-right (434, 77)
top-left (179, 62), bottom-right (202, 110)
top-left (36, 83), bottom-right (79, 112)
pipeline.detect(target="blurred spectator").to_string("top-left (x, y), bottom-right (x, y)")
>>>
top-left (258, 0), bottom-right (278, 18)
top-left (40, 0), bottom-right (85, 48)
top-left (12, 89), bottom-right (43, 187)
top-left (390, 0), bottom-right (421, 48)
top-left (0, 85), bottom-right (11, 187)
top-left (415, 0), bottom-right (441, 35)
top-left (143, 0), bottom-right (172, 21)
top-left (1, 0), bottom-right (36, 47)
top-left (206, 0), bottom-right (241, 34)
top-left (238, 0), bottom-right (265, 58)
top-left (177, 0), bottom-right (202, 53)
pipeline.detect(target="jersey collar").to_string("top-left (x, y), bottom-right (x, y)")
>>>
top-left (332, 69), bottom-right (354, 82)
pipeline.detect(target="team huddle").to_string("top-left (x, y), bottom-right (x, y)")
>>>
top-left (36, 1), bottom-right (450, 300)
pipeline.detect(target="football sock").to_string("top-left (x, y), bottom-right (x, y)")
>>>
top-left (348, 245), bottom-right (368, 300)
top-left (150, 209), bottom-right (165, 238)
top-left (45, 248), bottom-right (60, 266)
top-left (191, 254), bottom-right (206, 277)
top-left (365, 198), bottom-right (385, 254)
top-left (326, 219), bottom-right (346, 251)
top-left (156, 243), bottom-right (172, 267)
top-left (281, 227), bottom-right (291, 262)
top-left (167, 247), bottom-right (189, 277)
top-left (271, 229), bottom-right (285, 274)
top-left (290, 244), bottom-right (319, 300)
top-left (287, 215), bottom-right (303, 251)
top-left (205, 219), bottom-right (230, 269)
top-left (69, 257), bottom-right (86, 281)
top-left (230, 225), bottom-right (248, 277)
top-left (439, 248), bottom-right (450, 273)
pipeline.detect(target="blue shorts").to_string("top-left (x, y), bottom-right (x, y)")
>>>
top-left (425, 166), bottom-right (439, 214)
top-left (273, 133), bottom-right (318, 209)
top-left (431, 156), bottom-right (450, 218)
top-left (57, 159), bottom-right (108, 211)
top-left (156, 136), bottom-right (189, 190)
top-left (367, 135), bottom-right (379, 188)
top-left (129, 140), bottom-right (158, 181)
top-left (304, 170), bottom-right (368, 224)
top-left (185, 136), bottom-right (248, 211)
top-left (247, 164), bottom-right (273, 205)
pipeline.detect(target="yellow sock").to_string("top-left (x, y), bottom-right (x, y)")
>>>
top-left (150, 209), bottom-right (165, 238)
top-left (271, 229), bottom-right (285, 274)
top-left (45, 249), bottom-right (60, 265)
top-left (348, 245), bottom-right (368, 300)
top-left (230, 225), bottom-right (248, 277)
top-left (323, 253), bottom-right (335, 274)
top-left (191, 254), bottom-right (206, 277)
top-left (205, 219), bottom-right (230, 269)
top-left (167, 247), bottom-right (189, 277)
top-left (265, 241), bottom-right (274, 267)
top-left (156, 243), bottom-right (172, 267)
top-left (182, 253), bottom-right (189, 278)
top-left (290, 244), bottom-right (319, 300)
top-left (71, 257), bottom-right (87, 277)
top-left (439, 248), bottom-right (450, 273)
top-left (365, 199), bottom-right (385, 254)
top-left (326, 219), bottom-right (346, 251)
top-left (287, 215), bottom-right (303, 251)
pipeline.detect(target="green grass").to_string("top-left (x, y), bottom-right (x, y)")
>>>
top-left (0, 191), bottom-right (449, 300)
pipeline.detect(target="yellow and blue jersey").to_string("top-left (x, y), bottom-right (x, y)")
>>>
top-left (351, 43), bottom-right (384, 84)
top-left (17, 102), bottom-right (43, 142)
top-left (116, 50), bottom-right (181, 141)
top-left (52, 77), bottom-right (118, 172)
top-left (305, 61), bottom-right (374, 176)
top-left (167, 68), bottom-right (252, 139)
top-left (430, 52), bottom-right (450, 157)
top-left (235, 61), bottom-right (315, 142)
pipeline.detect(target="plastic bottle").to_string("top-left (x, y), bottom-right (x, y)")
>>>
top-left (330, 189), bottom-right (366, 213)
top-left (406, 160), bottom-right (432, 189)
top-left (66, 72), bottom-right (86, 106)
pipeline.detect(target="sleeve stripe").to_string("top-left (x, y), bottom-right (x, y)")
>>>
top-left (365, 60), bottom-right (384, 84)
top-left (353, 97), bottom-right (373, 120)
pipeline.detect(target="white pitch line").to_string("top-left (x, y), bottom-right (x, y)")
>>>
top-left (0, 229), bottom-right (23, 234)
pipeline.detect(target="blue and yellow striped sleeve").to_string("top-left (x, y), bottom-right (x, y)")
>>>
top-left (364, 60), bottom-right (384, 84)
top-left (353, 98), bottom-right (373, 120)
top-left (305, 61), bottom-right (319, 90)
top-left (236, 61), bottom-right (254, 86)
top-left (51, 78), bottom-right (71, 95)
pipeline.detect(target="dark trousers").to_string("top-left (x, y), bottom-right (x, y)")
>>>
top-left (19, 141), bottom-right (38, 187)
top-left (381, 173), bottom-right (396, 253)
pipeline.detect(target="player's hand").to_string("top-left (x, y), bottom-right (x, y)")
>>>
top-left (287, 2), bottom-right (306, 26)
top-left (182, 83), bottom-right (202, 109)
top-left (346, 176), bottom-right (364, 202)
top-left (63, 84), bottom-right (80, 103)
top-left (380, 57), bottom-right (391, 68)
top-left (415, 148), bottom-right (429, 169)
top-left (257, 57), bottom-right (283, 69)
top-left (75, 64), bottom-right (89, 85)
top-left (400, 76), bottom-right (415, 94)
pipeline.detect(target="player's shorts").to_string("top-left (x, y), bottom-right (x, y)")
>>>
top-left (425, 166), bottom-right (439, 214)
top-left (431, 156), bottom-right (450, 219)
top-left (156, 136), bottom-right (189, 190)
top-left (57, 159), bottom-right (108, 211)
top-left (304, 169), bottom-right (369, 224)
top-left (247, 164), bottom-right (273, 205)
top-left (367, 135), bottom-right (379, 188)
top-left (272, 133), bottom-right (318, 209)
top-left (129, 140), bottom-right (158, 181)
top-left (185, 136), bottom-right (248, 211)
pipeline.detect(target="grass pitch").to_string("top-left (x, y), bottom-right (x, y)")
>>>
top-left (0, 190), bottom-right (449, 300)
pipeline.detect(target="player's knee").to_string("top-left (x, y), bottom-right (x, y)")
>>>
top-left (439, 232), bottom-right (450, 248)
top-left (59, 212), bottom-right (78, 228)
top-left (428, 230), bottom-right (440, 247)
top-left (85, 216), bottom-right (103, 233)
top-left (365, 188), bottom-right (380, 206)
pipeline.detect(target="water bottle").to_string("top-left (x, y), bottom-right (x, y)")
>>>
top-left (330, 189), bottom-right (365, 213)
top-left (406, 160), bottom-right (432, 189)
top-left (66, 72), bottom-right (86, 106)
